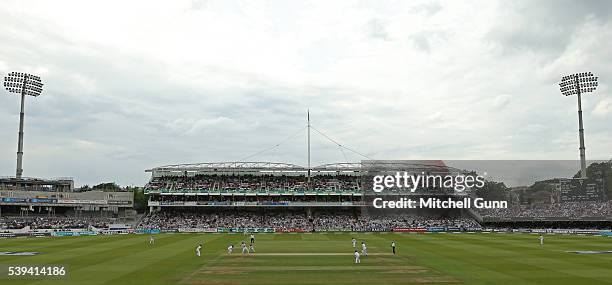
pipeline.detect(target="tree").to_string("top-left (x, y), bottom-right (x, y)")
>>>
top-left (523, 181), bottom-right (556, 204)
top-left (475, 181), bottom-right (509, 201)
top-left (92, 182), bottom-right (122, 192)
top-left (132, 188), bottom-right (149, 213)
top-left (572, 162), bottom-right (612, 200)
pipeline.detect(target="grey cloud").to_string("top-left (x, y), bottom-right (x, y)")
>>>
top-left (492, 94), bottom-right (511, 109)
top-left (487, 0), bottom-right (612, 56)
top-left (410, 2), bottom-right (443, 16)
top-left (364, 18), bottom-right (390, 40)
top-left (1, 1), bottom-right (611, 186)
top-left (409, 30), bottom-right (446, 52)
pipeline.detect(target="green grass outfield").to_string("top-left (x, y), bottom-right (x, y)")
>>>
top-left (1, 232), bottom-right (612, 285)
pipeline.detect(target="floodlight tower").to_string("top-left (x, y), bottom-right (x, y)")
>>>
top-left (3, 72), bottom-right (44, 180)
top-left (307, 109), bottom-right (311, 186)
top-left (559, 72), bottom-right (598, 179)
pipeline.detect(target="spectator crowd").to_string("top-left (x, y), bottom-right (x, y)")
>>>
top-left (0, 216), bottom-right (111, 230)
top-left (145, 174), bottom-right (361, 193)
top-left (479, 201), bottom-right (612, 219)
top-left (137, 210), bottom-right (481, 231)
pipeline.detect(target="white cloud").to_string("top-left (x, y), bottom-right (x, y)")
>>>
top-left (592, 98), bottom-right (612, 116)
top-left (492, 94), bottom-right (512, 109)
top-left (167, 116), bottom-right (238, 136)
top-left (0, 0), bottom-right (611, 186)
top-left (363, 18), bottom-right (390, 41)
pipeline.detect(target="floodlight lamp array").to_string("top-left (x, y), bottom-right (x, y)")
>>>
top-left (3, 72), bottom-right (44, 97)
top-left (559, 72), bottom-right (598, 96)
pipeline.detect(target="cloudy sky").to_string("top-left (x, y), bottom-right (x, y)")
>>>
top-left (1, 0), bottom-right (611, 186)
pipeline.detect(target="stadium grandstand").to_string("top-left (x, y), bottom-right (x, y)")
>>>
top-left (0, 176), bottom-right (73, 192)
top-left (0, 177), bottom-right (135, 235)
top-left (139, 160), bottom-right (484, 232)
top-left (2, 159), bottom-right (610, 234)
top-left (136, 160), bottom-right (612, 232)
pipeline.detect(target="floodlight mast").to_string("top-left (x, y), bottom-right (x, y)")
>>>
top-left (575, 75), bottom-right (587, 180)
top-left (559, 72), bottom-right (598, 179)
top-left (307, 110), bottom-right (311, 187)
top-left (17, 74), bottom-right (27, 179)
top-left (3, 72), bottom-right (44, 181)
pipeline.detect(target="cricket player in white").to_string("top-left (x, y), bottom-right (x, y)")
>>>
top-left (354, 250), bottom-right (360, 264)
top-left (241, 242), bottom-right (249, 254)
top-left (227, 244), bottom-right (234, 254)
top-left (539, 234), bottom-right (544, 246)
top-left (361, 242), bottom-right (368, 256)
top-left (352, 238), bottom-right (356, 248)
top-left (249, 243), bottom-right (255, 253)
top-left (196, 244), bottom-right (202, 257)
top-left (149, 236), bottom-right (155, 245)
